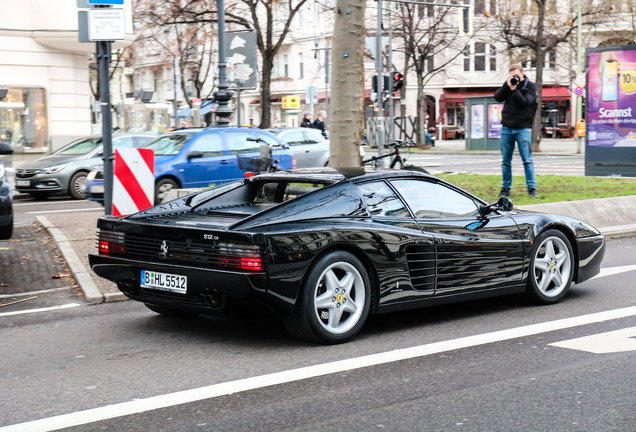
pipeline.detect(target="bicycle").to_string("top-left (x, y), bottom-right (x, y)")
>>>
top-left (362, 139), bottom-right (429, 174)
top-left (237, 137), bottom-right (290, 176)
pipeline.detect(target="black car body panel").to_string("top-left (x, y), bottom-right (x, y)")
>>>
top-left (89, 169), bottom-right (606, 325)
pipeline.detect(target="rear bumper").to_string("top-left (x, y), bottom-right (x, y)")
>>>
top-left (89, 253), bottom-right (270, 314)
top-left (575, 234), bottom-right (606, 284)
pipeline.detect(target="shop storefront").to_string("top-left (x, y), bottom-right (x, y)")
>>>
top-left (0, 87), bottom-right (48, 151)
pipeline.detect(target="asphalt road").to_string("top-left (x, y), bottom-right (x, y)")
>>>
top-left (1, 236), bottom-right (635, 431)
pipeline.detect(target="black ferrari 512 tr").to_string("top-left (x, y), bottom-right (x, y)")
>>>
top-left (89, 168), bottom-right (606, 344)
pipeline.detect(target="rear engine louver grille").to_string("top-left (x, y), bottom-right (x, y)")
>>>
top-left (405, 244), bottom-right (436, 291)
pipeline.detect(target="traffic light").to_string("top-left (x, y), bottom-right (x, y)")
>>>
top-left (392, 72), bottom-right (404, 91)
top-left (372, 75), bottom-right (390, 94)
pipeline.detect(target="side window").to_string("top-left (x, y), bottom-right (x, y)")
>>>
top-left (226, 131), bottom-right (260, 154)
top-left (252, 131), bottom-right (279, 146)
top-left (190, 133), bottom-right (224, 158)
top-left (282, 131), bottom-right (306, 146)
top-left (357, 181), bottom-right (410, 218)
top-left (391, 179), bottom-right (480, 218)
top-left (112, 137), bottom-right (134, 149)
top-left (304, 130), bottom-right (324, 144)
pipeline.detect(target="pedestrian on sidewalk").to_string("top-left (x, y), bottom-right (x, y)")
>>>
top-left (494, 64), bottom-right (539, 198)
top-left (313, 110), bottom-right (328, 138)
top-left (300, 111), bottom-right (314, 128)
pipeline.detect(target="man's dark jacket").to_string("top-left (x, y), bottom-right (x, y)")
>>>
top-left (494, 77), bottom-right (537, 129)
top-left (313, 119), bottom-right (326, 137)
top-left (300, 118), bottom-right (314, 128)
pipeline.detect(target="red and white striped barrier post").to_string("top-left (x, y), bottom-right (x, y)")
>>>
top-left (112, 148), bottom-right (154, 216)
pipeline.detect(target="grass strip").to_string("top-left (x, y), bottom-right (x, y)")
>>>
top-left (436, 173), bottom-right (636, 206)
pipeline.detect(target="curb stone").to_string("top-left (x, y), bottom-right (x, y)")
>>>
top-left (37, 215), bottom-right (105, 304)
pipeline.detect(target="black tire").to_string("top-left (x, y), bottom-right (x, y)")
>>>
top-left (284, 251), bottom-right (371, 344)
top-left (155, 178), bottom-right (179, 204)
top-left (526, 229), bottom-right (574, 305)
top-left (403, 165), bottom-right (429, 174)
top-left (0, 218), bottom-right (12, 240)
top-left (145, 304), bottom-right (198, 318)
top-left (29, 192), bottom-right (52, 200)
top-left (68, 171), bottom-right (88, 200)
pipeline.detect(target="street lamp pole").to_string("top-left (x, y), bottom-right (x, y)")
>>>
top-left (214, 0), bottom-right (233, 127)
top-left (576, 0), bottom-right (582, 154)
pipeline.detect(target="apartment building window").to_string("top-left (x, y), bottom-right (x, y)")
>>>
top-left (299, 52), bottom-right (304, 79)
top-left (469, 0), bottom-right (497, 15)
top-left (298, 9), bottom-right (303, 27)
top-left (283, 54), bottom-right (289, 77)
top-left (525, 49), bottom-right (557, 70)
top-left (314, 55), bottom-right (321, 77)
top-left (313, 0), bottom-right (320, 25)
top-left (271, 59), bottom-right (277, 78)
top-left (464, 42), bottom-right (497, 73)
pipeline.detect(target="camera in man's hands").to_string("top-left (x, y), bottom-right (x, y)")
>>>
top-left (510, 75), bottom-right (521, 86)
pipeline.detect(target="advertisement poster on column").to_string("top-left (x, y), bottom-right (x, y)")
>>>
top-left (586, 45), bottom-right (636, 176)
top-left (471, 105), bottom-right (484, 139)
top-left (488, 103), bottom-right (504, 139)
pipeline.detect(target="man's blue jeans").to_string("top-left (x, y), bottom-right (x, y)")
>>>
top-left (501, 126), bottom-right (536, 191)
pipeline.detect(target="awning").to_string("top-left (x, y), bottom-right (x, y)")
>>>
top-left (442, 88), bottom-right (499, 103)
top-left (176, 107), bottom-right (191, 117)
top-left (200, 100), bottom-right (218, 115)
top-left (541, 86), bottom-right (570, 101)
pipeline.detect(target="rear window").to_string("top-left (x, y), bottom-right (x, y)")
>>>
top-left (53, 137), bottom-right (102, 155)
top-left (194, 181), bottom-right (327, 215)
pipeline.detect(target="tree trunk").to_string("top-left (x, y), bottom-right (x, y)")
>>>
top-left (259, 54), bottom-right (273, 128)
top-left (531, 1), bottom-right (546, 153)
top-left (416, 73), bottom-right (426, 147)
top-left (330, 0), bottom-right (365, 168)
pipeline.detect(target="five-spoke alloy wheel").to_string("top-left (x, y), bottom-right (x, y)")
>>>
top-left (285, 251), bottom-right (371, 344)
top-left (526, 229), bottom-right (574, 304)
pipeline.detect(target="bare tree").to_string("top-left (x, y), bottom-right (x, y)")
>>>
top-left (492, 0), bottom-right (610, 151)
top-left (135, 0), bottom-right (218, 108)
top-left (134, 0), bottom-right (310, 128)
top-left (393, 4), bottom-right (478, 147)
top-left (330, 0), bottom-right (366, 168)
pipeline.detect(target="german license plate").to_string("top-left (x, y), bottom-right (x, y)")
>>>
top-left (140, 270), bottom-right (187, 294)
top-left (16, 180), bottom-right (30, 187)
top-left (90, 185), bottom-right (105, 193)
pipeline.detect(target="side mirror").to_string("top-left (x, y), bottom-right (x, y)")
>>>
top-left (479, 197), bottom-right (514, 217)
top-left (187, 150), bottom-right (203, 159)
top-left (0, 143), bottom-right (13, 155)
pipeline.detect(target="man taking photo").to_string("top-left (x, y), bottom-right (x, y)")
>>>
top-left (494, 64), bottom-right (539, 198)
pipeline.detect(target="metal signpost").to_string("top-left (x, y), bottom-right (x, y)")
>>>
top-left (77, 0), bottom-right (126, 215)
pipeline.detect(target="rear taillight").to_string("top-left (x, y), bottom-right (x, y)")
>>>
top-left (243, 171), bottom-right (256, 177)
top-left (98, 230), bottom-right (125, 256)
top-left (217, 243), bottom-right (264, 272)
top-left (292, 155), bottom-right (297, 169)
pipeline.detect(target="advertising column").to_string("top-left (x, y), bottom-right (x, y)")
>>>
top-left (586, 45), bottom-right (636, 177)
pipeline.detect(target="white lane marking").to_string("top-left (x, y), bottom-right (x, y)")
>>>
top-left (4, 305), bottom-right (636, 432)
top-left (0, 303), bottom-right (81, 318)
top-left (26, 208), bottom-right (102, 215)
top-left (549, 326), bottom-right (636, 353)
top-left (14, 201), bottom-right (88, 207)
top-left (0, 287), bottom-right (72, 299)
top-left (591, 265), bottom-right (636, 280)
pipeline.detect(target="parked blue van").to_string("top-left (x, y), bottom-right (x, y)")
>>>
top-left (86, 128), bottom-right (295, 204)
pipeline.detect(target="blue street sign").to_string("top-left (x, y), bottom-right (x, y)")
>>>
top-left (88, 0), bottom-right (124, 4)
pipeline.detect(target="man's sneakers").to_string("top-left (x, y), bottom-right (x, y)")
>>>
top-left (497, 188), bottom-right (510, 198)
top-left (528, 189), bottom-right (539, 198)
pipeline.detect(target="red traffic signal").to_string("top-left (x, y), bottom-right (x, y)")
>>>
top-left (392, 72), bottom-right (404, 91)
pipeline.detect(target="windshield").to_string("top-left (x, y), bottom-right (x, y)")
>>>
top-left (53, 137), bottom-right (102, 155)
top-left (267, 129), bottom-right (283, 135)
top-left (142, 133), bottom-right (195, 156)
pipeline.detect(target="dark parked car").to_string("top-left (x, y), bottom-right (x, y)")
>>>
top-left (89, 168), bottom-right (606, 344)
top-left (0, 143), bottom-right (14, 239)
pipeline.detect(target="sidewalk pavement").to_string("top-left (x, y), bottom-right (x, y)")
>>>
top-left (35, 191), bottom-right (636, 305)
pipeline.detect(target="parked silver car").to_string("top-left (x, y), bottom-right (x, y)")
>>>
top-left (15, 133), bottom-right (156, 199)
top-left (267, 128), bottom-right (329, 168)
top-left (267, 128), bottom-right (364, 168)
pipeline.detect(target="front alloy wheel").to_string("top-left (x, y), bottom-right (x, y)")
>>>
top-left (527, 229), bottom-right (574, 304)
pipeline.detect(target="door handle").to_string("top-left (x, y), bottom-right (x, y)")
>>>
top-left (221, 160), bottom-right (229, 164)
